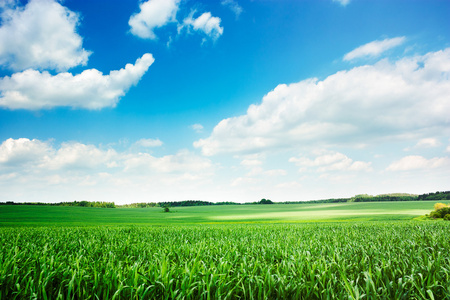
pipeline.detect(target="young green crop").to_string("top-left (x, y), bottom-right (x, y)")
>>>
top-left (1, 222), bottom-right (449, 299)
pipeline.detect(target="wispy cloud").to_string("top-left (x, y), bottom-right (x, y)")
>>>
top-left (289, 151), bottom-right (372, 173)
top-left (134, 138), bottom-right (163, 148)
top-left (415, 138), bottom-right (441, 148)
top-left (387, 155), bottom-right (450, 171)
top-left (191, 124), bottom-right (204, 133)
top-left (344, 37), bottom-right (406, 61)
top-left (333, 0), bottom-right (351, 7)
top-left (221, 0), bottom-right (243, 18)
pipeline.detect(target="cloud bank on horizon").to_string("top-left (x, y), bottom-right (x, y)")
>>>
top-left (0, 0), bottom-right (449, 203)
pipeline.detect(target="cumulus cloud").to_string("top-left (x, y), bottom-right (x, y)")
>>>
top-left (387, 155), bottom-right (450, 171)
top-left (221, 0), bottom-right (243, 18)
top-left (195, 48), bottom-right (450, 156)
top-left (289, 151), bottom-right (372, 172)
top-left (0, 138), bottom-right (119, 171)
top-left (344, 37), bottom-right (406, 61)
top-left (181, 11), bottom-right (223, 41)
top-left (0, 0), bottom-right (91, 71)
top-left (0, 138), bottom-right (52, 166)
top-left (45, 142), bottom-right (118, 170)
top-left (0, 53), bottom-right (154, 110)
top-left (129, 0), bottom-right (179, 39)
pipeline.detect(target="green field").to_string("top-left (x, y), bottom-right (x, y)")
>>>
top-left (0, 201), bottom-right (436, 226)
top-left (1, 202), bottom-right (449, 299)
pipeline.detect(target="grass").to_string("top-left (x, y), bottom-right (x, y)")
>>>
top-left (1, 202), bottom-right (447, 299)
top-left (1, 222), bottom-right (449, 299)
top-left (0, 201), bottom-right (435, 226)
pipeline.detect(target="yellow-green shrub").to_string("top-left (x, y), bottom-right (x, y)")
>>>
top-left (434, 202), bottom-right (448, 211)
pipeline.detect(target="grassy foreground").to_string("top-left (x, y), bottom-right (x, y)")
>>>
top-left (1, 222), bottom-right (449, 299)
top-left (1, 202), bottom-right (449, 299)
top-left (0, 201), bottom-right (435, 226)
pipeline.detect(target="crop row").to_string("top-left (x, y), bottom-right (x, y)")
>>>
top-left (1, 222), bottom-right (449, 299)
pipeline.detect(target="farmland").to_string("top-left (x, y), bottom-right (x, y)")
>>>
top-left (0, 201), bottom-right (436, 226)
top-left (1, 202), bottom-right (450, 299)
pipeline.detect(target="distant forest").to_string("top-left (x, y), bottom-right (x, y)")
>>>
top-left (1, 191), bottom-right (449, 208)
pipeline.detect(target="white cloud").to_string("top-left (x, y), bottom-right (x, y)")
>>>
top-left (344, 37), bottom-right (406, 61)
top-left (387, 155), bottom-right (450, 171)
top-left (289, 151), bottom-right (372, 172)
top-left (182, 12), bottom-right (223, 41)
top-left (221, 0), bottom-right (243, 18)
top-left (1, 138), bottom-right (213, 180)
top-left (191, 124), bottom-right (204, 133)
top-left (123, 150), bottom-right (212, 174)
top-left (414, 138), bottom-right (441, 148)
top-left (0, 53), bottom-right (154, 110)
top-left (129, 0), bottom-right (179, 39)
top-left (45, 142), bottom-right (117, 170)
top-left (0, 138), bottom-right (52, 166)
top-left (447, 145), bottom-right (450, 153)
top-left (195, 48), bottom-right (450, 156)
top-left (0, 0), bottom-right (91, 71)
top-left (333, 0), bottom-right (351, 6)
top-left (134, 138), bottom-right (163, 148)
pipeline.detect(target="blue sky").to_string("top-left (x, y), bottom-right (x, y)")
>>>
top-left (0, 0), bottom-right (449, 204)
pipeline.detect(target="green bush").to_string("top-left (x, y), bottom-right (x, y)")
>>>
top-left (429, 205), bottom-right (450, 218)
top-left (436, 207), bottom-right (450, 218)
top-left (444, 214), bottom-right (450, 221)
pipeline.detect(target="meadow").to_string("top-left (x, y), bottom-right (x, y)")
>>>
top-left (1, 201), bottom-right (449, 299)
top-left (0, 201), bottom-right (435, 226)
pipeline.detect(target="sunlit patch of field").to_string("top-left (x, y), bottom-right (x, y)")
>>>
top-left (209, 208), bottom-right (431, 221)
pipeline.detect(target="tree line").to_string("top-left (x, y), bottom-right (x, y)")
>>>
top-left (0, 200), bottom-right (116, 208)
top-left (1, 191), bottom-right (448, 208)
